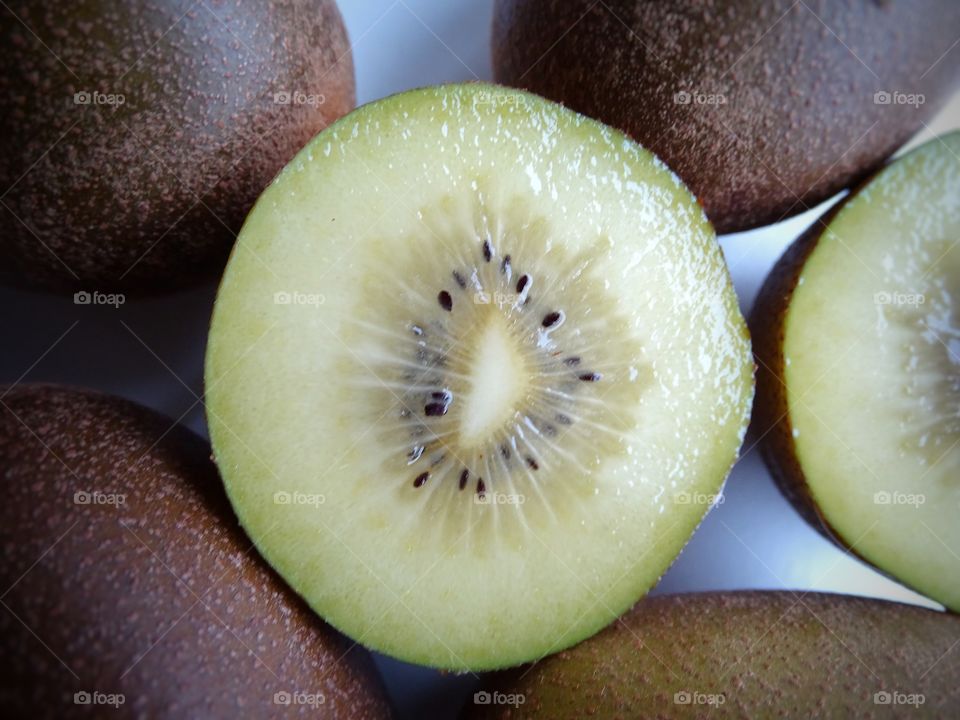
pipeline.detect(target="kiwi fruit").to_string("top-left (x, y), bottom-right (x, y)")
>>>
top-left (205, 82), bottom-right (755, 670)
top-left (0, 384), bottom-right (391, 719)
top-left (465, 592), bottom-right (960, 718)
top-left (751, 132), bottom-right (960, 612)
top-left (492, 0), bottom-right (960, 233)
top-left (0, 0), bottom-right (354, 293)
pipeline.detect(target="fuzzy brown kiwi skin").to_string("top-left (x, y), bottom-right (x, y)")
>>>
top-left (750, 209), bottom-right (841, 546)
top-left (465, 591), bottom-right (960, 719)
top-left (492, 0), bottom-right (960, 234)
top-left (0, 385), bottom-right (391, 719)
top-left (0, 0), bottom-right (354, 294)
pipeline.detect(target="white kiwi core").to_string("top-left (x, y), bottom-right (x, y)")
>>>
top-left (459, 314), bottom-right (530, 449)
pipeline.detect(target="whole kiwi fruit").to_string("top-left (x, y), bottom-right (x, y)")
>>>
top-left (0, 0), bottom-right (354, 293)
top-left (0, 384), bottom-right (391, 719)
top-left (467, 592), bottom-right (960, 718)
top-left (492, 0), bottom-right (960, 233)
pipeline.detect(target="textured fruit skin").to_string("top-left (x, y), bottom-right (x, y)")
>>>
top-left (466, 592), bottom-right (960, 719)
top-left (750, 205), bottom-right (842, 545)
top-left (492, 0), bottom-right (960, 234)
top-left (0, 385), bottom-right (391, 719)
top-left (0, 0), bottom-right (354, 293)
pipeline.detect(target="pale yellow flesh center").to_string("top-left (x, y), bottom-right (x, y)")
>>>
top-left (458, 314), bottom-right (530, 448)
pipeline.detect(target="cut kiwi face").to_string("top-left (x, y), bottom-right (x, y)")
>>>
top-left (753, 132), bottom-right (960, 611)
top-left (206, 83), bottom-right (754, 670)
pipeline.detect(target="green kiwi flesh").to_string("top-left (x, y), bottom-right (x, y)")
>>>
top-left (752, 132), bottom-right (960, 612)
top-left (205, 83), bottom-right (754, 670)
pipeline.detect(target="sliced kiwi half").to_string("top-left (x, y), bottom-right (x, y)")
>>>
top-left (753, 131), bottom-right (960, 611)
top-left (206, 83), bottom-right (754, 670)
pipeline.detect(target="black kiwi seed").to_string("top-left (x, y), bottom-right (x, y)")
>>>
top-left (542, 311), bottom-right (562, 328)
top-left (579, 372), bottom-right (602, 382)
top-left (500, 444), bottom-right (511, 460)
top-left (556, 413), bottom-right (572, 425)
top-left (424, 389), bottom-right (452, 417)
top-left (501, 254), bottom-right (512, 276)
top-left (564, 356), bottom-right (580, 366)
top-left (438, 291), bottom-right (453, 311)
top-left (526, 456), bottom-right (539, 470)
top-left (516, 274), bottom-right (530, 294)
top-left (424, 402), bottom-right (448, 417)
top-left (414, 471), bottom-right (430, 488)
top-left (476, 478), bottom-right (486, 496)
top-left (411, 324), bottom-right (424, 336)
top-left (459, 468), bottom-right (469, 490)
top-left (453, 270), bottom-right (466, 289)
top-left (483, 240), bottom-right (493, 262)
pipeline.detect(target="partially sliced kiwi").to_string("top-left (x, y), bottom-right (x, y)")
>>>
top-left (206, 83), bottom-right (754, 670)
top-left (753, 131), bottom-right (960, 611)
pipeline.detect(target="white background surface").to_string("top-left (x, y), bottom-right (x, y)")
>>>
top-left (2, 1), bottom-right (956, 717)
